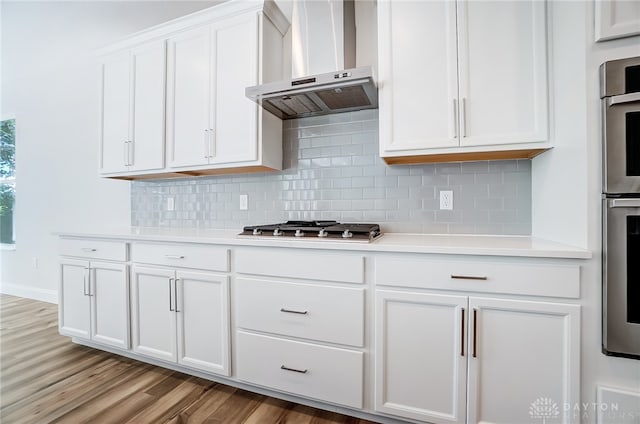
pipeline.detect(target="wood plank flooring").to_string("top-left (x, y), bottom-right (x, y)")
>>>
top-left (0, 295), bottom-right (377, 424)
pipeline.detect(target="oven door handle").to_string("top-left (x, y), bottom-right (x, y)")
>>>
top-left (608, 92), bottom-right (640, 106)
top-left (609, 199), bottom-right (640, 208)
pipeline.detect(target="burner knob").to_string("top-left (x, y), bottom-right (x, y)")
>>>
top-left (252, 228), bottom-right (262, 236)
top-left (294, 229), bottom-right (304, 237)
top-left (273, 228), bottom-right (283, 236)
top-left (342, 230), bottom-right (353, 238)
top-left (318, 229), bottom-right (328, 238)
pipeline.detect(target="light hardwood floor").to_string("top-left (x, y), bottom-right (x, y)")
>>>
top-left (0, 295), bottom-right (377, 424)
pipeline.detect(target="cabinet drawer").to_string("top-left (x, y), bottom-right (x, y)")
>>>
top-left (375, 255), bottom-right (580, 298)
top-left (236, 249), bottom-right (364, 284)
top-left (236, 278), bottom-right (364, 347)
top-left (59, 238), bottom-right (127, 261)
top-left (236, 331), bottom-right (363, 409)
top-left (131, 242), bottom-right (229, 272)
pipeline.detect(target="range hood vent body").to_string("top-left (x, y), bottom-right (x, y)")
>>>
top-left (246, 0), bottom-right (377, 120)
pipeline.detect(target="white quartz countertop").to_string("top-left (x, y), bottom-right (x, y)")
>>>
top-left (56, 227), bottom-right (591, 259)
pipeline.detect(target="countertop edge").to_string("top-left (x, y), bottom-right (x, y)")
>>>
top-left (54, 229), bottom-right (592, 260)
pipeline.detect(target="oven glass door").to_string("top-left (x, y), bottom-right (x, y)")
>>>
top-left (604, 198), bottom-right (640, 358)
top-left (604, 94), bottom-right (640, 194)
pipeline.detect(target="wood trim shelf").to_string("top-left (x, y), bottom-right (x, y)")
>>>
top-left (108, 166), bottom-right (280, 181)
top-left (382, 148), bottom-right (551, 165)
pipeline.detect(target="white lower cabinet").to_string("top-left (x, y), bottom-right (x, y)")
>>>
top-left (59, 259), bottom-right (129, 350)
top-left (130, 265), bottom-right (230, 376)
top-left (375, 290), bottom-right (581, 424)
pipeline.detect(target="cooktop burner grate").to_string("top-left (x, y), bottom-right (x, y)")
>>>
top-left (239, 221), bottom-right (382, 242)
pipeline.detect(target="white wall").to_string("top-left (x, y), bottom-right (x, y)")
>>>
top-left (0, 1), bottom-right (218, 301)
top-left (532, 1), bottom-right (640, 419)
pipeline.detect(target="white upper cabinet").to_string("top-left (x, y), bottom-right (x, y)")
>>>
top-left (378, 0), bottom-right (459, 152)
top-left (167, 13), bottom-right (262, 169)
top-left (98, 1), bottom-right (288, 180)
top-left (595, 0), bottom-right (640, 41)
top-left (458, 0), bottom-right (548, 147)
top-left (166, 26), bottom-right (212, 168)
top-left (100, 40), bottom-right (165, 175)
top-left (379, 0), bottom-right (550, 164)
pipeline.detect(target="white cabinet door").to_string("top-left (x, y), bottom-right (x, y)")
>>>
top-left (378, 0), bottom-right (459, 153)
top-left (457, 0), bottom-right (548, 147)
top-left (90, 261), bottom-right (129, 349)
top-left (167, 26), bottom-right (212, 168)
top-left (59, 259), bottom-right (91, 339)
top-left (212, 14), bottom-right (259, 164)
top-left (176, 271), bottom-right (230, 375)
top-left (467, 297), bottom-right (580, 424)
top-left (100, 52), bottom-right (130, 174)
top-left (375, 290), bottom-right (468, 424)
top-left (130, 265), bottom-right (177, 362)
top-left (595, 0), bottom-right (640, 41)
top-left (130, 41), bottom-right (166, 172)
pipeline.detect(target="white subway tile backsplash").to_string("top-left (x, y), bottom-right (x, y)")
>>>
top-left (131, 110), bottom-right (532, 234)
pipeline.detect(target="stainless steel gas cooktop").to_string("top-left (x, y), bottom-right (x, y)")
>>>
top-left (239, 221), bottom-right (382, 242)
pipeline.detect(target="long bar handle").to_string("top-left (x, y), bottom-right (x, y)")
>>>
top-left (451, 274), bottom-right (487, 281)
top-left (280, 308), bottom-right (308, 315)
top-left (280, 365), bottom-right (308, 374)
top-left (472, 309), bottom-right (478, 358)
top-left (609, 92), bottom-right (640, 106)
top-left (128, 140), bottom-right (134, 166)
top-left (460, 308), bottom-right (465, 357)
top-left (164, 255), bottom-right (185, 260)
top-left (609, 198), bottom-right (640, 208)
top-left (83, 267), bottom-right (90, 296)
top-left (209, 128), bottom-right (215, 158)
top-left (461, 97), bottom-right (467, 138)
top-left (81, 248), bottom-right (97, 253)
top-left (204, 129), bottom-right (210, 158)
top-left (124, 141), bottom-right (129, 166)
top-left (169, 278), bottom-right (174, 312)
top-left (174, 278), bottom-right (180, 313)
top-left (452, 98), bottom-right (459, 139)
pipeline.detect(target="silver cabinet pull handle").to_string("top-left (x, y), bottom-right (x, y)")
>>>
top-left (81, 248), bottom-right (97, 252)
top-left (460, 308), bottom-right (465, 357)
top-left (123, 140), bottom-right (128, 166)
top-left (168, 278), bottom-right (174, 312)
top-left (280, 308), bottom-right (308, 315)
top-left (164, 255), bottom-right (185, 259)
top-left (452, 98), bottom-right (459, 139)
top-left (209, 128), bottom-right (215, 158)
top-left (204, 129), bottom-right (210, 158)
top-left (83, 267), bottom-right (90, 296)
top-left (174, 278), bottom-right (180, 313)
top-left (128, 140), bottom-right (134, 166)
top-left (451, 274), bottom-right (487, 281)
top-left (280, 365), bottom-right (308, 374)
top-left (461, 97), bottom-right (467, 138)
top-left (472, 308), bottom-right (478, 358)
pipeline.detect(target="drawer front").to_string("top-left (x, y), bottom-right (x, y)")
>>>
top-left (59, 238), bottom-right (127, 262)
top-left (375, 255), bottom-right (580, 299)
top-left (236, 331), bottom-right (363, 409)
top-left (131, 242), bottom-right (229, 272)
top-left (236, 249), bottom-right (364, 284)
top-left (236, 278), bottom-right (364, 347)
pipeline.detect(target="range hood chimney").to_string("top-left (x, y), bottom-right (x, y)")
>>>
top-left (246, 0), bottom-right (377, 120)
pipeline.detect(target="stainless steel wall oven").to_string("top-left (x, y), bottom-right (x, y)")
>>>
top-left (601, 56), bottom-right (640, 359)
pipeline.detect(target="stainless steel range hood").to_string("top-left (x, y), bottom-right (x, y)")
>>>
top-left (245, 0), bottom-right (377, 120)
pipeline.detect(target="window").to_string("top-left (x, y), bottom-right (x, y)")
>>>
top-left (1, 118), bottom-right (15, 245)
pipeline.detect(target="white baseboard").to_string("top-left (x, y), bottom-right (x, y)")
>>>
top-left (0, 283), bottom-right (58, 304)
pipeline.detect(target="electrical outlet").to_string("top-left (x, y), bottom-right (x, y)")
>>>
top-left (167, 197), bottom-right (175, 211)
top-left (440, 190), bottom-right (453, 210)
top-left (239, 194), bottom-right (248, 210)
top-left (32, 257), bottom-right (39, 269)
